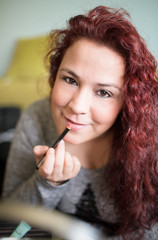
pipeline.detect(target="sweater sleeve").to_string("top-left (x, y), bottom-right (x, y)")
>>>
top-left (2, 99), bottom-right (66, 208)
top-left (143, 222), bottom-right (158, 240)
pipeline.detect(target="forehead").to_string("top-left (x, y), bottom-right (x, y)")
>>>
top-left (59, 39), bottom-right (125, 86)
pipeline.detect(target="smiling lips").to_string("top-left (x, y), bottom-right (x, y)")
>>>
top-left (66, 118), bottom-right (89, 131)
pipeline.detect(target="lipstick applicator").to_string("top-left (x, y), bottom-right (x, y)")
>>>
top-left (36, 124), bottom-right (71, 169)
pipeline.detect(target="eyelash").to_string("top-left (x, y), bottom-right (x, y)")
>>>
top-left (96, 89), bottom-right (112, 98)
top-left (63, 77), bottom-right (112, 98)
top-left (63, 77), bottom-right (77, 86)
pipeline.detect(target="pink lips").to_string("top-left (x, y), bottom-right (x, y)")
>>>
top-left (66, 118), bottom-right (87, 131)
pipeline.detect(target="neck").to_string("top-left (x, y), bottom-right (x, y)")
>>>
top-left (66, 131), bottom-right (113, 169)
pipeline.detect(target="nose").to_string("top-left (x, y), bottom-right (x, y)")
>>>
top-left (68, 88), bottom-right (91, 114)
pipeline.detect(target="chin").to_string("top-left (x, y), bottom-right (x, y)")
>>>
top-left (64, 135), bottom-right (85, 145)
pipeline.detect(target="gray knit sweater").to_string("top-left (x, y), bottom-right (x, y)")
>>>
top-left (2, 98), bottom-right (158, 239)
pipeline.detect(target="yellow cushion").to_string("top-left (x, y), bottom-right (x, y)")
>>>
top-left (0, 35), bottom-right (53, 109)
top-left (0, 77), bottom-right (50, 109)
top-left (5, 35), bottom-right (49, 81)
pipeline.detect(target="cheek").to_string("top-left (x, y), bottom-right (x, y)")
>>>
top-left (92, 102), bottom-right (122, 125)
top-left (51, 84), bottom-right (69, 108)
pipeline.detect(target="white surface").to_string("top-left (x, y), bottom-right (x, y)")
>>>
top-left (0, 0), bottom-right (157, 76)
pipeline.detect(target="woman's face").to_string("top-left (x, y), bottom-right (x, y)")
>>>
top-left (51, 39), bottom-right (125, 144)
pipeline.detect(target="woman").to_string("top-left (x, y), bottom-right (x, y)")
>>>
top-left (2, 6), bottom-right (158, 240)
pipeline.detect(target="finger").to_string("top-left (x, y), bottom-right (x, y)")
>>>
top-left (52, 140), bottom-right (65, 180)
top-left (39, 148), bottom-right (55, 177)
top-left (72, 156), bottom-right (81, 177)
top-left (33, 145), bottom-right (49, 163)
top-left (63, 152), bottom-right (74, 178)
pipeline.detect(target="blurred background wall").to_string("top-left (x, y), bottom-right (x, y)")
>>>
top-left (0, 0), bottom-right (158, 77)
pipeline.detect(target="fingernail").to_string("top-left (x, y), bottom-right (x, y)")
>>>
top-left (48, 148), bottom-right (54, 153)
top-left (60, 140), bottom-right (64, 144)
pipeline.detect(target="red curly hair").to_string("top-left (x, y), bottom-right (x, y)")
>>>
top-left (47, 6), bottom-right (158, 239)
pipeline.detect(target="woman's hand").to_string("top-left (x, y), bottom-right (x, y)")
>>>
top-left (33, 140), bottom-right (81, 185)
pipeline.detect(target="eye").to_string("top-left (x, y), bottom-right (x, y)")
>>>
top-left (63, 77), bottom-right (77, 86)
top-left (96, 89), bottom-right (112, 98)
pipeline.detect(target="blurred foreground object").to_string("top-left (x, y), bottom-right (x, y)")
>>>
top-left (0, 201), bottom-right (106, 240)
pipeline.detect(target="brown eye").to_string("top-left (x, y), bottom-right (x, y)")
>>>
top-left (63, 77), bottom-right (77, 86)
top-left (96, 89), bottom-right (112, 98)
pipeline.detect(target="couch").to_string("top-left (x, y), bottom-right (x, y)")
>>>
top-left (0, 34), bottom-right (51, 109)
top-left (0, 35), bottom-right (51, 195)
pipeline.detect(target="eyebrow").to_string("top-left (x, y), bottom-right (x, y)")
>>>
top-left (60, 68), bottom-right (122, 92)
top-left (97, 83), bottom-right (122, 91)
top-left (60, 68), bottom-right (80, 79)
